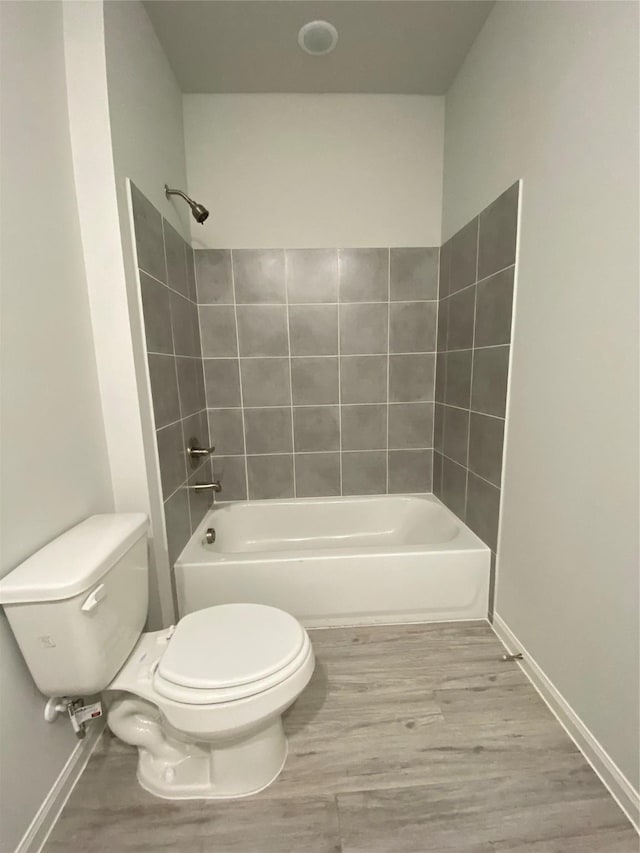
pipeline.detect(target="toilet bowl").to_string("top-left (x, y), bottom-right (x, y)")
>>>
top-left (107, 603), bottom-right (315, 799)
top-left (0, 514), bottom-right (315, 800)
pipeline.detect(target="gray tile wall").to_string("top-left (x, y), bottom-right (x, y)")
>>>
top-left (196, 247), bottom-right (439, 501)
top-left (131, 184), bottom-right (214, 567)
top-left (433, 182), bottom-right (519, 606)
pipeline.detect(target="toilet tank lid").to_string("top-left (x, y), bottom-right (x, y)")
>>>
top-left (0, 513), bottom-right (148, 605)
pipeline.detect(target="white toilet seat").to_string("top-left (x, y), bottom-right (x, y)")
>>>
top-left (153, 632), bottom-right (312, 705)
top-left (153, 603), bottom-right (308, 704)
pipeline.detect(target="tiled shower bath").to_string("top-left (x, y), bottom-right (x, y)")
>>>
top-left (196, 246), bottom-right (439, 500)
top-left (433, 181), bottom-right (520, 601)
top-left (132, 180), bottom-right (519, 609)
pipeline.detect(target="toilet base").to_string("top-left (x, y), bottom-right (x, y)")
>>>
top-left (107, 695), bottom-right (289, 800)
top-left (138, 720), bottom-right (288, 800)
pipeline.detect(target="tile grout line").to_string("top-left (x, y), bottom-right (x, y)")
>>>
top-left (431, 245), bottom-right (441, 491)
top-left (385, 248), bottom-right (391, 494)
top-left (439, 449), bottom-right (500, 492)
top-left (196, 351), bottom-right (438, 360)
top-left (463, 218), bottom-right (481, 523)
top-left (196, 298), bottom-right (439, 307)
top-left (439, 261), bottom-right (516, 301)
top-left (228, 250), bottom-right (250, 500)
top-left (164, 223), bottom-right (192, 535)
top-left (284, 250), bottom-right (297, 498)
top-left (336, 250), bottom-right (343, 496)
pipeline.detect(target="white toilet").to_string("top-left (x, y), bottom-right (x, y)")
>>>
top-left (0, 513), bottom-right (315, 800)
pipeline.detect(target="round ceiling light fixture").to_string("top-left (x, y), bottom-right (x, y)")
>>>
top-left (297, 20), bottom-right (338, 56)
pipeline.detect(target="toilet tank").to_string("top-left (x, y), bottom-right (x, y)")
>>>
top-left (0, 513), bottom-right (148, 697)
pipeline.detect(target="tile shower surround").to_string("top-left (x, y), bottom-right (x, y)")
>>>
top-left (433, 181), bottom-right (519, 599)
top-left (196, 246), bottom-right (440, 501)
top-left (131, 184), bottom-right (213, 568)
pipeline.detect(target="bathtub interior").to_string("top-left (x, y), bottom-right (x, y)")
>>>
top-left (201, 495), bottom-right (459, 555)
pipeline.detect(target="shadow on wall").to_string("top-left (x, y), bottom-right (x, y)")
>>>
top-left (433, 181), bottom-right (520, 610)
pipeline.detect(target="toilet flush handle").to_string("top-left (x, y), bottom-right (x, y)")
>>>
top-left (81, 583), bottom-right (107, 612)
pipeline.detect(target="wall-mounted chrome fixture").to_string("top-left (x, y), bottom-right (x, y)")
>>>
top-left (190, 481), bottom-right (221, 494)
top-left (186, 437), bottom-right (215, 470)
top-left (164, 185), bottom-right (210, 224)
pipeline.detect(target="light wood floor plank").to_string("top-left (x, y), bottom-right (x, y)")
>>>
top-left (43, 622), bottom-right (637, 852)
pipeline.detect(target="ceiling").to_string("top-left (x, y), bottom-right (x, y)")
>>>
top-left (143, 1), bottom-right (495, 95)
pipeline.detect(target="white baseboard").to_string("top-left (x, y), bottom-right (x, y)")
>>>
top-left (492, 613), bottom-right (639, 833)
top-left (15, 721), bottom-right (105, 853)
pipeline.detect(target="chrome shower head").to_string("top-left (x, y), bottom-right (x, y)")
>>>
top-left (164, 185), bottom-right (210, 224)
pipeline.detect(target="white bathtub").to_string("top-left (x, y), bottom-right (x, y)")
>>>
top-left (175, 494), bottom-right (490, 627)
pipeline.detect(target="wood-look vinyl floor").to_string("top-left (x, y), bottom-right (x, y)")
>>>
top-left (44, 622), bottom-right (638, 852)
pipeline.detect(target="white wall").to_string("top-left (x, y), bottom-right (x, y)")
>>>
top-left (183, 95), bottom-right (444, 248)
top-left (0, 3), bottom-right (114, 850)
top-left (443, 0), bottom-right (639, 794)
top-left (101, 0), bottom-right (194, 626)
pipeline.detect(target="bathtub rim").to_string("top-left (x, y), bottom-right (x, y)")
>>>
top-left (176, 493), bottom-right (489, 567)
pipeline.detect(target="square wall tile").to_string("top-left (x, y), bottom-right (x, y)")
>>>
top-left (471, 345), bottom-right (510, 417)
top-left (163, 220), bottom-right (188, 299)
top-left (438, 240), bottom-right (451, 299)
top-left (388, 403), bottom-right (434, 449)
top-left (244, 407), bottom-right (293, 454)
top-left (388, 450), bottom-right (432, 493)
top-left (199, 305), bottom-right (237, 357)
top-left (433, 403), bottom-right (444, 452)
top-left (341, 404), bottom-right (386, 450)
top-left (185, 247), bottom-right (196, 303)
top-left (340, 355), bottom-right (387, 404)
top-left (287, 249), bottom-right (338, 303)
top-left (213, 455), bottom-right (247, 501)
top-left (163, 487), bottom-right (190, 566)
top-left (293, 406), bottom-right (340, 452)
top-left (207, 408), bottom-right (245, 456)
top-left (390, 247), bottom-right (438, 301)
top-left (474, 267), bottom-right (514, 348)
top-left (449, 218), bottom-right (478, 295)
top-left (442, 405), bottom-right (469, 467)
top-left (340, 303), bottom-right (388, 355)
top-left (466, 472), bottom-right (501, 551)
top-left (131, 184), bottom-right (166, 283)
top-left (289, 305), bottom-right (338, 356)
top-left (147, 354), bottom-right (180, 428)
top-left (156, 421), bottom-right (187, 500)
top-left (446, 286), bottom-right (475, 351)
top-left (237, 305), bottom-right (289, 356)
top-left (195, 250), bottom-right (233, 304)
top-left (177, 356), bottom-right (206, 417)
top-left (291, 357), bottom-right (339, 405)
top-left (172, 293), bottom-right (201, 357)
top-left (247, 455), bottom-right (294, 499)
top-left (436, 296), bottom-right (449, 352)
top-left (339, 249), bottom-right (388, 302)
top-left (233, 249), bottom-right (285, 303)
top-left (477, 182), bottom-right (519, 280)
top-left (203, 359), bottom-right (241, 407)
top-left (441, 456), bottom-right (467, 519)
top-left (468, 412), bottom-right (505, 487)
top-left (140, 272), bottom-right (172, 354)
top-left (433, 451), bottom-right (444, 497)
top-left (389, 302), bottom-right (437, 353)
top-left (342, 451), bottom-right (386, 495)
top-left (240, 358), bottom-right (291, 407)
top-left (389, 354), bottom-right (435, 402)
top-left (435, 352), bottom-right (447, 403)
top-left (295, 453), bottom-right (340, 498)
top-left (444, 350), bottom-right (472, 409)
